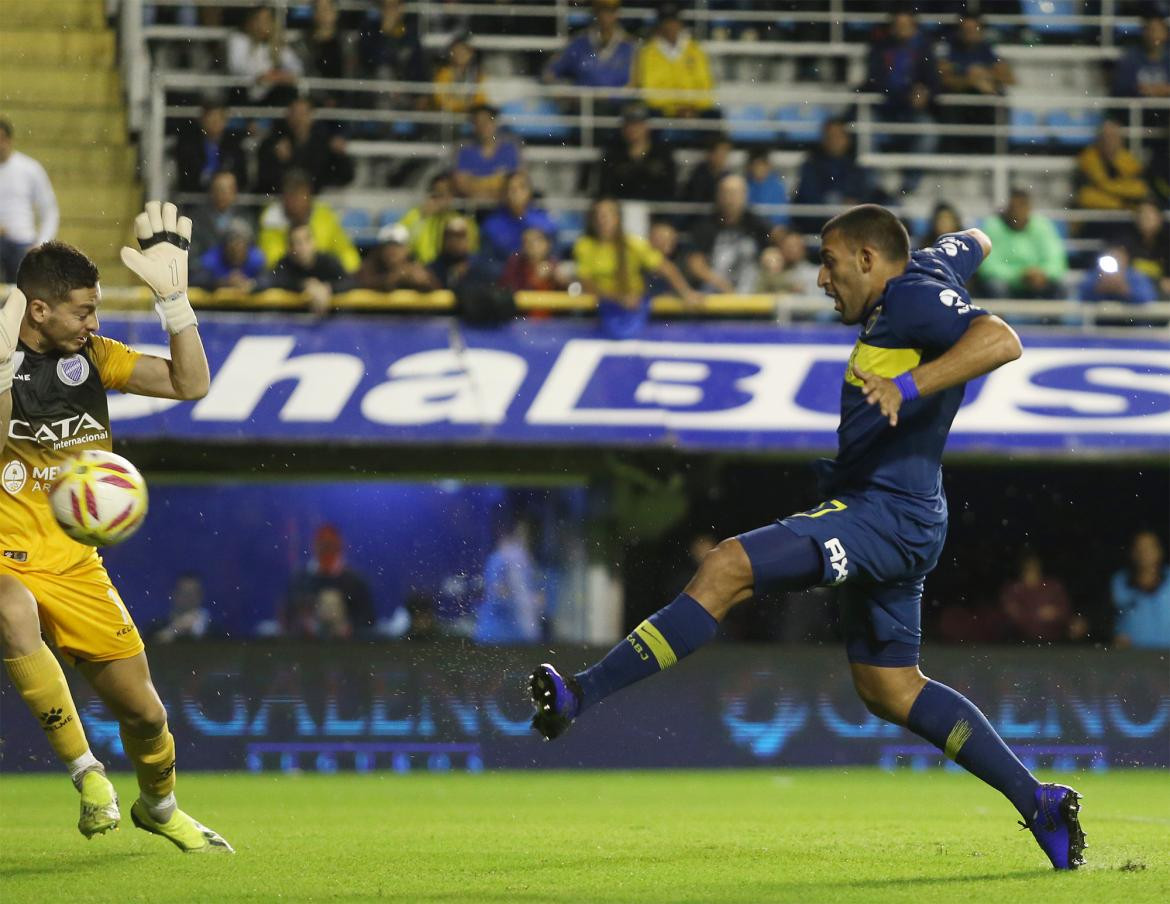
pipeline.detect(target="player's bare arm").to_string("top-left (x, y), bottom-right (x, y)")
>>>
top-left (0, 287), bottom-right (28, 453)
top-left (853, 315), bottom-right (1022, 426)
top-left (119, 201), bottom-right (210, 401)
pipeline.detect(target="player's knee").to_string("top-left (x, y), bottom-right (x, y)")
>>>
top-left (851, 669), bottom-right (926, 724)
top-left (121, 703), bottom-right (169, 738)
top-left (699, 539), bottom-right (753, 588)
top-left (0, 576), bottom-right (39, 643)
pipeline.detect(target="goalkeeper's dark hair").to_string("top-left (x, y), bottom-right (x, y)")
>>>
top-left (16, 242), bottom-right (101, 306)
top-left (820, 204), bottom-right (910, 263)
top-left (0, 117), bottom-right (12, 139)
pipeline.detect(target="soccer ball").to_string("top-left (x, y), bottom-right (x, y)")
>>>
top-left (49, 450), bottom-right (149, 547)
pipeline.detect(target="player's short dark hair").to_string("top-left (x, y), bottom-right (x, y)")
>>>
top-left (0, 117), bottom-right (12, 139)
top-left (820, 204), bottom-right (910, 262)
top-left (706, 132), bottom-right (732, 152)
top-left (747, 146), bottom-right (772, 165)
top-left (282, 168), bottom-right (313, 194)
top-left (16, 242), bottom-right (100, 306)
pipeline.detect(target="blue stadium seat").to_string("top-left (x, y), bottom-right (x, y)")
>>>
top-left (341, 208), bottom-right (371, 234)
top-left (1053, 218), bottom-right (1071, 239)
top-left (1047, 109), bottom-right (1103, 146)
top-left (499, 98), bottom-right (571, 142)
top-left (726, 105), bottom-right (780, 144)
top-left (1021, 0), bottom-right (1091, 39)
top-left (1008, 109), bottom-right (1048, 149)
top-left (377, 208), bottom-right (407, 229)
top-left (776, 104), bottom-right (828, 144)
top-left (556, 209), bottom-right (585, 245)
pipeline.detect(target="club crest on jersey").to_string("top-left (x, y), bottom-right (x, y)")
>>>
top-left (57, 354), bottom-right (90, 386)
top-left (2, 460), bottom-right (27, 494)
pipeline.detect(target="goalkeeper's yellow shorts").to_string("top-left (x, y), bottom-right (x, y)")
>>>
top-left (0, 556), bottom-right (144, 664)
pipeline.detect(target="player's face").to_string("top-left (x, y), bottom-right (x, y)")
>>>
top-left (817, 233), bottom-right (872, 325)
top-left (37, 286), bottom-right (101, 353)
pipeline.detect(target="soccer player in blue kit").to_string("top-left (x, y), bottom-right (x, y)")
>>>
top-left (528, 204), bottom-right (1087, 870)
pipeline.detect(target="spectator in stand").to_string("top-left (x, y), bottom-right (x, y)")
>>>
top-left (433, 33), bottom-right (486, 115)
top-left (480, 171), bottom-right (558, 262)
top-left (920, 201), bottom-right (963, 247)
top-left (174, 100), bottom-right (249, 194)
top-left (1121, 198), bottom-right (1170, 298)
top-left (258, 169), bottom-right (360, 271)
top-left (474, 518), bottom-right (544, 645)
top-left (1112, 530), bottom-right (1170, 649)
top-left (544, 0), bottom-right (636, 109)
top-left (633, 3), bottom-right (716, 121)
top-left (757, 230), bottom-right (819, 299)
top-left (682, 133), bottom-right (733, 206)
top-left (226, 6), bottom-right (303, 104)
top-left (357, 0), bottom-right (430, 115)
top-left (501, 227), bottom-right (568, 293)
top-left (792, 120), bottom-right (880, 232)
top-left (1113, 14), bottom-right (1170, 131)
top-left (293, 0), bottom-right (356, 94)
top-left (687, 174), bottom-right (775, 294)
top-left (997, 551), bottom-right (1082, 644)
top-left (745, 147), bottom-right (788, 227)
top-left (266, 223), bottom-right (355, 313)
top-left (256, 96), bottom-right (354, 194)
top-left (977, 189), bottom-right (1067, 299)
top-left (358, 223), bottom-right (439, 292)
top-left (574, 197), bottom-right (698, 338)
top-left (152, 574), bottom-right (214, 643)
top-left (0, 117), bottom-right (58, 281)
top-left (288, 524), bottom-right (377, 639)
top-left (1079, 245), bottom-right (1158, 308)
top-left (1074, 120), bottom-right (1150, 213)
top-left (188, 170), bottom-right (250, 261)
top-left (193, 218), bottom-right (266, 292)
top-left (429, 216), bottom-right (478, 289)
top-left (644, 219), bottom-right (683, 295)
top-left (597, 102), bottom-right (677, 202)
top-left (399, 171), bottom-right (480, 264)
top-left (863, 11), bottom-right (940, 192)
top-left (452, 105), bottom-right (523, 201)
top-left (938, 12), bottom-right (1013, 154)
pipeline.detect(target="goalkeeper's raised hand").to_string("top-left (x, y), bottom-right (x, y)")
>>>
top-left (120, 200), bottom-right (198, 335)
top-left (0, 287), bottom-right (28, 394)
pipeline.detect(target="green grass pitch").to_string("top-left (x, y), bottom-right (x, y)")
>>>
top-left (1, 769), bottom-right (1167, 903)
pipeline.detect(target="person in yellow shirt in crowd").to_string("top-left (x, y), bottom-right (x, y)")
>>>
top-left (632, 3), bottom-right (716, 120)
top-left (1074, 120), bottom-right (1150, 211)
top-left (433, 34), bottom-right (486, 115)
top-left (398, 171), bottom-right (480, 264)
top-left (258, 169), bottom-right (361, 272)
top-left (573, 197), bottom-right (698, 338)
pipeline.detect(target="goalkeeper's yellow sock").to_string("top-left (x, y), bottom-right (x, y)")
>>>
top-left (4, 643), bottom-right (99, 781)
top-left (121, 725), bottom-right (177, 822)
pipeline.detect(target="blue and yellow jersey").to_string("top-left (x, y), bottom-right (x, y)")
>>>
top-left (817, 233), bottom-right (988, 504)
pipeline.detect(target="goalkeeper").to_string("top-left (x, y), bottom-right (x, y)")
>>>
top-left (0, 202), bottom-right (232, 852)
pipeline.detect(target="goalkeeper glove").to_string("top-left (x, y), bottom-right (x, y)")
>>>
top-left (119, 200), bottom-right (199, 335)
top-left (0, 287), bottom-right (27, 394)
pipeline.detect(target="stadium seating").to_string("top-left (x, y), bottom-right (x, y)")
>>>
top-left (3, 0), bottom-right (140, 278)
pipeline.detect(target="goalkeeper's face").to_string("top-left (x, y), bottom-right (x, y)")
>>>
top-left (34, 286), bottom-right (101, 353)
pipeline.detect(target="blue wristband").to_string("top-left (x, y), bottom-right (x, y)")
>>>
top-left (892, 371), bottom-right (920, 401)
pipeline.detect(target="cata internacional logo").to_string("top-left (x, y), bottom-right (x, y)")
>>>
top-left (98, 317), bottom-right (1170, 454)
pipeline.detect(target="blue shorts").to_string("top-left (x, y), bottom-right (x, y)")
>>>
top-left (738, 494), bottom-right (947, 668)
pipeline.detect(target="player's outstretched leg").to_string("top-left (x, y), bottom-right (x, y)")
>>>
top-left (0, 576), bottom-right (119, 838)
top-left (530, 530), bottom-right (822, 739)
top-left (80, 655), bottom-right (234, 853)
top-left (853, 665), bottom-right (1086, 870)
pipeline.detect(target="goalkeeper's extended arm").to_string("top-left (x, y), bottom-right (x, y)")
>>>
top-left (119, 200), bottom-right (198, 334)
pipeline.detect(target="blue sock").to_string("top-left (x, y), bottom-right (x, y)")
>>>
top-left (574, 594), bottom-right (718, 714)
top-left (907, 680), bottom-right (1040, 819)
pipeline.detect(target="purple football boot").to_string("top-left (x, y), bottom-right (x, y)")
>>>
top-left (529, 663), bottom-right (582, 740)
top-left (1021, 783), bottom-right (1087, 869)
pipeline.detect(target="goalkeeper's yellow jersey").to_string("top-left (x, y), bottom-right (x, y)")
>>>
top-left (1, 334), bottom-right (140, 573)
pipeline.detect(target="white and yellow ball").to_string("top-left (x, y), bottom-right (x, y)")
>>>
top-left (49, 450), bottom-right (149, 547)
